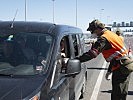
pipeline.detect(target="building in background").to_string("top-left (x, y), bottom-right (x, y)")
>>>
top-left (112, 21), bottom-right (133, 36)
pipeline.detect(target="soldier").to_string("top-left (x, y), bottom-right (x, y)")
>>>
top-left (116, 29), bottom-right (124, 41)
top-left (77, 19), bottom-right (132, 100)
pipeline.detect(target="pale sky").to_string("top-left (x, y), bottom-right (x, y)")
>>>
top-left (0, 0), bottom-right (133, 32)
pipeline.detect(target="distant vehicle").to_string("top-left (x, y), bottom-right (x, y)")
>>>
top-left (0, 21), bottom-right (87, 100)
top-left (82, 33), bottom-right (97, 45)
top-left (105, 25), bottom-right (112, 31)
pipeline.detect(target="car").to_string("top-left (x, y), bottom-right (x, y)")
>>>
top-left (105, 25), bottom-right (112, 31)
top-left (0, 21), bottom-right (87, 100)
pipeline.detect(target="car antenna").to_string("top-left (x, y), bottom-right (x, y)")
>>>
top-left (10, 9), bottom-right (18, 28)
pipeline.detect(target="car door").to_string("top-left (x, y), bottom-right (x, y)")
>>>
top-left (48, 35), bottom-right (72, 100)
top-left (70, 34), bottom-right (87, 100)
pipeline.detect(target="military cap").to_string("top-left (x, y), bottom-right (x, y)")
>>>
top-left (87, 19), bottom-right (105, 33)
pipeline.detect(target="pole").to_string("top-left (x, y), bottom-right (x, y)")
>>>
top-left (76, 0), bottom-right (77, 26)
top-left (100, 9), bottom-right (104, 21)
top-left (52, 0), bottom-right (55, 23)
top-left (107, 16), bottom-right (110, 25)
top-left (25, 0), bottom-right (27, 21)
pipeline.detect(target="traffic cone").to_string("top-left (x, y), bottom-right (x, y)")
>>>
top-left (128, 46), bottom-right (133, 58)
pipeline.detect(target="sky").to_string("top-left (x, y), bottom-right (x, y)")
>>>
top-left (0, 0), bottom-right (133, 32)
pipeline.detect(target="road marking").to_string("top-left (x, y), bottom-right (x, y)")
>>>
top-left (90, 61), bottom-right (107, 100)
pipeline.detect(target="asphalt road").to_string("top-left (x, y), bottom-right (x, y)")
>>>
top-left (82, 36), bottom-right (133, 100)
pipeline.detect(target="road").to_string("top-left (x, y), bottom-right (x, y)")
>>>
top-left (82, 36), bottom-right (133, 100)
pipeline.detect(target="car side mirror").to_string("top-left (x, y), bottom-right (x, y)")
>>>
top-left (65, 59), bottom-right (81, 76)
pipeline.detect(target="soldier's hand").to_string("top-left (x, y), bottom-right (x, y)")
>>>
top-left (105, 72), bottom-right (112, 81)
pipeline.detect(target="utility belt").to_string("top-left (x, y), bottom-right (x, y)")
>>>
top-left (111, 56), bottom-right (133, 74)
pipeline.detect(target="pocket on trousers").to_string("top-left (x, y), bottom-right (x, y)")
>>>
top-left (120, 59), bottom-right (133, 74)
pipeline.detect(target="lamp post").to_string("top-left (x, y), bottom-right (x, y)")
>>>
top-left (52, 0), bottom-right (55, 23)
top-left (76, 0), bottom-right (77, 26)
top-left (107, 16), bottom-right (110, 25)
top-left (100, 9), bottom-right (104, 21)
top-left (25, 0), bottom-right (27, 21)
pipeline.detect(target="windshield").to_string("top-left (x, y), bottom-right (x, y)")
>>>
top-left (0, 32), bottom-right (53, 76)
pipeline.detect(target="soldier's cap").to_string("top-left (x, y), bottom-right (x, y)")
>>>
top-left (87, 19), bottom-right (105, 33)
top-left (116, 30), bottom-right (122, 36)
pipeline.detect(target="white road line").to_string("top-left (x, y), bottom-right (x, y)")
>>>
top-left (90, 61), bottom-right (107, 100)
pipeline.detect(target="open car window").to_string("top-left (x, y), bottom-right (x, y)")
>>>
top-left (0, 32), bottom-right (53, 76)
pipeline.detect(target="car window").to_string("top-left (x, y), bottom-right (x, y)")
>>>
top-left (71, 34), bottom-right (81, 57)
top-left (0, 32), bottom-right (53, 76)
top-left (51, 35), bottom-right (70, 87)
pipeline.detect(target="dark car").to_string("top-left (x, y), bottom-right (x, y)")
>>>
top-left (0, 21), bottom-right (87, 100)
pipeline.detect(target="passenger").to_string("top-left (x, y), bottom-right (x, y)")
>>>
top-left (76, 19), bottom-right (132, 100)
top-left (60, 39), bottom-right (66, 57)
top-left (3, 41), bottom-right (13, 58)
top-left (38, 36), bottom-right (49, 58)
top-left (2, 40), bottom-right (13, 62)
top-left (22, 37), bottom-right (36, 62)
top-left (8, 36), bottom-right (27, 66)
top-left (60, 39), bottom-right (69, 72)
top-left (8, 36), bottom-right (35, 66)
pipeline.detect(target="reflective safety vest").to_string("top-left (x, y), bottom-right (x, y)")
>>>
top-left (102, 30), bottom-right (128, 63)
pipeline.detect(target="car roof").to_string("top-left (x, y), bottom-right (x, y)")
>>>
top-left (0, 21), bottom-right (55, 33)
top-left (0, 21), bottom-right (82, 37)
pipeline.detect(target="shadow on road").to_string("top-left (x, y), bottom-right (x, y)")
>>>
top-left (128, 91), bottom-right (133, 95)
top-left (87, 67), bottom-right (108, 70)
top-left (101, 90), bottom-right (112, 94)
top-left (100, 90), bottom-right (133, 95)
